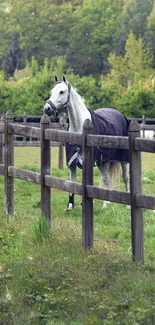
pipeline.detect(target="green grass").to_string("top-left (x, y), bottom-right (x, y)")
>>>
top-left (0, 148), bottom-right (155, 324)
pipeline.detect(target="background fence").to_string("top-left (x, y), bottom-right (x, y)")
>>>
top-left (0, 113), bottom-right (68, 168)
top-left (0, 111), bottom-right (155, 263)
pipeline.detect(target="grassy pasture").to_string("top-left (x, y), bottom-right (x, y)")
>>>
top-left (0, 147), bottom-right (155, 325)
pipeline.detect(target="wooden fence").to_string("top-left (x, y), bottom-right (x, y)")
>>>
top-left (0, 113), bottom-right (154, 148)
top-left (0, 115), bottom-right (67, 169)
top-left (0, 111), bottom-right (155, 263)
top-left (0, 113), bottom-right (154, 168)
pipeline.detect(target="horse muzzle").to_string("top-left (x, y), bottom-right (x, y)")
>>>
top-left (44, 104), bottom-right (52, 116)
top-left (44, 99), bottom-right (57, 116)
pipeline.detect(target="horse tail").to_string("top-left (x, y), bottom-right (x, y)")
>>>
top-left (109, 162), bottom-right (121, 189)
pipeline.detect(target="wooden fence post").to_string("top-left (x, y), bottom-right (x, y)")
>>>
top-left (0, 117), bottom-right (4, 164)
top-left (40, 114), bottom-right (51, 226)
top-left (129, 119), bottom-right (144, 263)
top-left (142, 115), bottom-right (145, 138)
top-left (82, 119), bottom-right (93, 249)
top-left (23, 112), bottom-right (27, 143)
top-left (58, 143), bottom-right (64, 169)
top-left (58, 123), bottom-right (64, 169)
top-left (4, 111), bottom-right (14, 215)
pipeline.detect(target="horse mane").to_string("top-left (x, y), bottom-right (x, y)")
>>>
top-left (71, 85), bottom-right (86, 104)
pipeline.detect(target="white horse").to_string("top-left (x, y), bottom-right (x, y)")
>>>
top-left (44, 75), bottom-right (130, 209)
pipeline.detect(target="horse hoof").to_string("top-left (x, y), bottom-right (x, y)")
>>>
top-left (64, 207), bottom-right (73, 211)
top-left (103, 201), bottom-right (110, 208)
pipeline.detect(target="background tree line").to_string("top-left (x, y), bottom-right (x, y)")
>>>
top-left (0, 0), bottom-right (155, 117)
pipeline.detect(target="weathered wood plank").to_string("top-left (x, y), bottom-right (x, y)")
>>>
top-left (45, 175), bottom-right (82, 195)
top-left (135, 138), bottom-right (155, 153)
top-left (82, 119), bottom-right (94, 249)
top-left (13, 141), bottom-right (60, 147)
top-left (0, 121), bottom-right (4, 133)
top-left (57, 123), bottom-right (66, 169)
top-left (128, 117), bottom-right (155, 123)
top-left (0, 118), bottom-right (4, 164)
top-left (8, 166), bottom-right (40, 183)
top-left (17, 122), bottom-right (66, 129)
top-left (129, 120), bottom-right (144, 263)
top-left (12, 114), bottom-right (58, 122)
top-left (0, 120), bottom-right (3, 164)
top-left (6, 168), bottom-right (155, 210)
top-left (45, 129), bottom-right (82, 145)
top-left (140, 124), bottom-right (155, 131)
top-left (0, 135), bottom-right (2, 164)
top-left (136, 194), bottom-right (155, 210)
top-left (8, 123), bottom-right (40, 139)
top-left (87, 185), bottom-right (130, 205)
top-left (58, 144), bottom-right (64, 169)
top-left (87, 135), bottom-right (129, 149)
top-left (40, 114), bottom-right (51, 226)
top-left (4, 111), bottom-right (14, 215)
top-left (14, 142), bottom-right (41, 147)
top-left (141, 116), bottom-right (145, 138)
top-left (0, 164), bottom-right (4, 175)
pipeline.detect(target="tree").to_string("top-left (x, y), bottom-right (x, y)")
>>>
top-left (106, 33), bottom-right (153, 87)
top-left (2, 33), bottom-right (24, 78)
top-left (0, 0), bottom-right (78, 67)
top-left (113, 0), bottom-right (153, 55)
top-left (0, 0), bottom-right (154, 79)
top-left (145, 1), bottom-right (155, 68)
top-left (68, 0), bottom-right (123, 75)
top-left (0, 71), bottom-right (12, 114)
top-left (0, 1), bottom-right (14, 67)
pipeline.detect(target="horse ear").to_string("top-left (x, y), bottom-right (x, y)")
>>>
top-left (54, 75), bottom-right (59, 83)
top-left (62, 74), bottom-right (67, 83)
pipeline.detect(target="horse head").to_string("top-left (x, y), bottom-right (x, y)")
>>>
top-left (44, 74), bottom-right (71, 116)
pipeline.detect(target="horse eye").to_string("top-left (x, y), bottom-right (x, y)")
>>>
top-left (60, 90), bottom-right (64, 95)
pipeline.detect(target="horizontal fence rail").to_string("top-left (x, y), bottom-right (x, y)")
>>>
top-left (8, 166), bottom-right (41, 184)
top-left (45, 175), bottom-right (82, 195)
top-left (0, 111), bottom-right (155, 263)
top-left (0, 119), bottom-right (67, 168)
top-left (87, 135), bottom-right (129, 149)
top-left (9, 123), bottom-right (41, 138)
top-left (3, 165), bottom-right (155, 211)
top-left (1, 113), bottom-right (155, 123)
top-left (45, 129), bottom-right (82, 145)
top-left (135, 138), bottom-right (155, 153)
top-left (140, 124), bottom-right (155, 131)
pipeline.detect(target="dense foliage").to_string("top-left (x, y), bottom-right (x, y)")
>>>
top-left (0, 0), bottom-right (155, 117)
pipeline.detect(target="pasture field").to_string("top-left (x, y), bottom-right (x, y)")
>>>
top-left (0, 147), bottom-right (155, 325)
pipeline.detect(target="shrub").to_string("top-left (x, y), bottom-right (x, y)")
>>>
top-left (117, 86), bottom-right (155, 117)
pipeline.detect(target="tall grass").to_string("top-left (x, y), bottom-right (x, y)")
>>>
top-left (0, 148), bottom-right (155, 324)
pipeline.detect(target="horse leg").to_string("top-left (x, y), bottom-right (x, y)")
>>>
top-left (98, 163), bottom-right (110, 208)
top-left (67, 166), bottom-right (76, 210)
top-left (121, 162), bottom-right (130, 209)
top-left (121, 162), bottom-right (129, 192)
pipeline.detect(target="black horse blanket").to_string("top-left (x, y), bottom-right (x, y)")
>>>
top-left (66, 108), bottom-right (129, 169)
